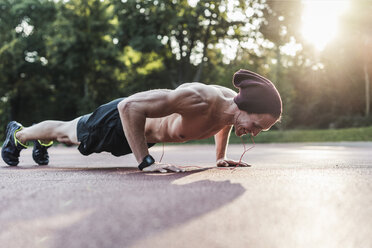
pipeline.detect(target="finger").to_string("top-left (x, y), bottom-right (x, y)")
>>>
top-left (237, 162), bottom-right (251, 167)
top-left (142, 166), bottom-right (153, 172)
top-left (224, 160), bottom-right (238, 166)
top-left (158, 168), bottom-right (167, 173)
top-left (142, 167), bottom-right (156, 172)
top-left (142, 164), bottom-right (164, 172)
top-left (234, 161), bottom-right (246, 166)
top-left (217, 161), bottom-right (229, 167)
top-left (225, 160), bottom-right (250, 167)
top-left (240, 160), bottom-right (252, 167)
top-left (166, 165), bottom-right (182, 172)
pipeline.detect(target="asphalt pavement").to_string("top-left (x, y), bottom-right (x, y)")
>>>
top-left (1, 142), bottom-right (372, 248)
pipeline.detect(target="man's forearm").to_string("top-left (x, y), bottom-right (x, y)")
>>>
top-left (214, 126), bottom-right (232, 161)
top-left (118, 100), bottom-right (149, 163)
top-left (216, 147), bottom-right (227, 161)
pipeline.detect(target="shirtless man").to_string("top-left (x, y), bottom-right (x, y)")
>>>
top-left (1, 69), bottom-right (282, 173)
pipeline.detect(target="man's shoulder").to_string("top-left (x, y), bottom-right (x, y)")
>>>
top-left (176, 82), bottom-right (212, 90)
top-left (174, 83), bottom-right (220, 103)
top-left (209, 84), bottom-right (238, 98)
top-left (176, 82), bottom-right (236, 97)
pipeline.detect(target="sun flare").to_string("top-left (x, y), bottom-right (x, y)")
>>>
top-left (301, 0), bottom-right (350, 51)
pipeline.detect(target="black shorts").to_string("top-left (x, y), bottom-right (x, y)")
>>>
top-left (77, 98), bottom-right (155, 157)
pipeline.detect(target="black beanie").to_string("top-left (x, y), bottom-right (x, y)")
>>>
top-left (233, 69), bottom-right (282, 119)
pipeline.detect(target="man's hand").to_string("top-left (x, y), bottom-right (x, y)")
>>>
top-left (216, 159), bottom-right (251, 167)
top-left (142, 162), bottom-right (186, 173)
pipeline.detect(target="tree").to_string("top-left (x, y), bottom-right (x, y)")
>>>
top-left (113, 0), bottom-right (261, 87)
top-left (45, 0), bottom-right (124, 117)
top-left (0, 0), bottom-right (56, 132)
top-left (258, 0), bottom-right (302, 128)
top-left (320, 0), bottom-right (372, 121)
top-left (342, 0), bottom-right (372, 117)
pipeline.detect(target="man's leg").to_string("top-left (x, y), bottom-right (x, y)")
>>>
top-left (16, 117), bottom-right (81, 145)
top-left (1, 117), bottom-right (80, 166)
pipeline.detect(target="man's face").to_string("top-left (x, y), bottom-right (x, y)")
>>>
top-left (234, 112), bottom-right (278, 137)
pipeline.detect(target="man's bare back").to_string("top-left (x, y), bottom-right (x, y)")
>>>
top-left (143, 83), bottom-right (237, 143)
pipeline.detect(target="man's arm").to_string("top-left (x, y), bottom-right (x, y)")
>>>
top-left (214, 125), bottom-right (232, 161)
top-left (117, 87), bottom-right (207, 165)
top-left (214, 126), bottom-right (251, 167)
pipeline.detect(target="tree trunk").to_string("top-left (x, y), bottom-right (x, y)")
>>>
top-left (193, 24), bottom-right (210, 82)
top-left (193, 60), bottom-right (204, 82)
top-left (275, 46), bottom-right (281, 85)
top-left (364, 63), bottom-right (370, 117)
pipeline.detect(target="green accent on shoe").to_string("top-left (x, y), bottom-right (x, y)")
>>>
top-left (37, 140), bottom-right (53, 147)
top-left (14, 127), bottom-right (28, 149)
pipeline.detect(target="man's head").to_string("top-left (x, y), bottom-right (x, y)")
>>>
top-left (233, 112), bottom-right (277, 137)
top-left (231, 69), bottom-right (282, 137)
top-left (232, 69), bottom-right (282, 120)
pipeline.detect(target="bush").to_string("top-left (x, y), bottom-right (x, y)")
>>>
top-left (331, 115), bottom-right (372, 129)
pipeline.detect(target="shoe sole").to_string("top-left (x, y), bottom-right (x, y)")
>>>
top-left (32, 141), bottom-right (49, 166)
top-left (1, 121), bottom-right (20, 166)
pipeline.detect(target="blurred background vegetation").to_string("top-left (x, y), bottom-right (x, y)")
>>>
top-left (0, 0), bottom-right (371, 140)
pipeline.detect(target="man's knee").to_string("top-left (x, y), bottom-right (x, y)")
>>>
top-left (63, 117), bottom-right (80, 144)
top-left (56, 136), bottom-right (75, 145)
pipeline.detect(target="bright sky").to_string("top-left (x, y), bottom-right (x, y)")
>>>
top-left (301, 0), bottom-right (350, 51)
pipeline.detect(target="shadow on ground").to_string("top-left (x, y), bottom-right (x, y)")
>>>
top-left (0, 167), bottom-right (245, 248)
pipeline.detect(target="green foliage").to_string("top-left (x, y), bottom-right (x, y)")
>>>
top-left (113, 0), bottom-right (255, 85)
top-left (331, 115), bottom-right (372, 129)
top-left (117, 46), bottom-right (171, 94)
top-left (45, 0), bottom-right (124, 116)
top-left (0, 0), bottom-right (56, 133)
top-left (241, 126), bottom-right (372, 143)
top-left (182, 126), bottom-right (372, 144)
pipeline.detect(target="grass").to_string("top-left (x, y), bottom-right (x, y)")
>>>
top-left (183, 126), bottom-right (372, 144)
top-left (1, 126), bottom-right (372, 147)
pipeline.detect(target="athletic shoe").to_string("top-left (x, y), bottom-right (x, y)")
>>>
top-left (1, 121), bottom-right (27, 166)
top-left (32, 140), bottom-right (53, 165)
